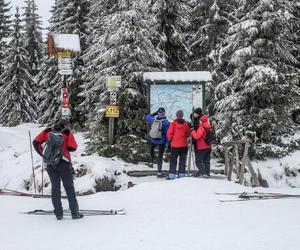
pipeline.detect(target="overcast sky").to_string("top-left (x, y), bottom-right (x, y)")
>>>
top-left (10, 0), bottom-right (55, 36)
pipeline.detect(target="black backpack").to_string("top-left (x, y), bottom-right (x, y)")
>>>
top-left (42, 131), bottom-right (64, 165)
top-left (204, 127), bottom-right (217, 145)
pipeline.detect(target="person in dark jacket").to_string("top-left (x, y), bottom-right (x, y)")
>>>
top-left (190, 107), bottom-right (203, 130)
top-left (33, 120), bottom-right (83, 220)
top-left (146, 107), bottom-right (170, 177)
top-left (191, 115), bottom-right (212, 177)
top-left (167, 110), bottom-right (190, 179)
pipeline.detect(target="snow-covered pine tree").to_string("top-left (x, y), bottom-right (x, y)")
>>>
top-left (36, 0), bottom-right (90, 125)
top-left (214, 0), bottom-right (300, 158)
top-left (0, 8), bottom-right (37, 126)
top-left (82, 0), bottom-right (166, 162)
top-left (187, 0), bottom-right (238, 114)
top-left (0, 0), bottom-right (11, 76)
top-left (187, 0), bottom-right (237, 71)
top-left (148, 0), bottom-right (191, 71)
top-left (22, 0), bottom-right (43, 77)
top-left (79, 0), bottom-right (119, 122)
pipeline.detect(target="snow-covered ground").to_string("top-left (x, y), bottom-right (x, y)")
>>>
top-left (1, 178), bottom-right (300, 250)
top-left (1, 124), bottom-right (300, 250)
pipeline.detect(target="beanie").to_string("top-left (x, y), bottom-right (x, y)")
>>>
top-left (157, 107), bottom-right (165, 113)
top-left (176, 110), bottom-right (184, 118)
top-left (194, 107), bottom-right (202, 116)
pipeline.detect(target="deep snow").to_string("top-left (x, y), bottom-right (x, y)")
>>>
top-left (1, 178), bottom-right (300, 250)
top-left (1, 124), bottom-right (300, 250)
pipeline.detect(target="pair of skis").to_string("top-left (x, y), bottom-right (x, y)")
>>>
top-left (216, 191), bottom-right (300, 202)
top-left (0, 188), bottom-right (66, 198)
top-left (22, 208), bottom-right (126, 216)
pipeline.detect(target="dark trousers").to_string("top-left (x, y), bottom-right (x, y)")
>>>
top-left (195, 149), bottom-right (211, 175)
top-left (169, 147), bottom-right (188, 174)
top-left (46, 160), bottom-right (79, 216)
top-left (150, 143), bottom-right (166, 172)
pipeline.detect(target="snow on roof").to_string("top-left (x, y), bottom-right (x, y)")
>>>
top-left (52, 34), bottom-right (81, 52)
top-left (144, 71), bottom-right (212, 82)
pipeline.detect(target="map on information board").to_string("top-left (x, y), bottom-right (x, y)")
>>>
top-left (150, 84), bottom-right (203, 121)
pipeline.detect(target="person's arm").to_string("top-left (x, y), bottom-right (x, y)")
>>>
top-left (32, 129), bottom-right (49, 156)
top-left (191, 126), bottom-right (205, 140)
top-left (185, 123), bottom-right (191, 137)
top-left (67, 132), bottom-right (78, 152)
top-left (167, 122), bottom-right (174, 142)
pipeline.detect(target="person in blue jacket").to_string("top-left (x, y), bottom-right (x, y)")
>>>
top-left (146, 107), bottom-right (170, 177)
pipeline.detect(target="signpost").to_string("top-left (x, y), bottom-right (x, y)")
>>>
top-left (48, 34), bottom-right (81, 121)
top-left (105, 76), bottom-right (121, 145)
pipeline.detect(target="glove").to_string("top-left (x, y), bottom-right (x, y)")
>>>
top-left (166, 144), bottom-right (171, 153)
top-left (151, 111), bottom-right (158, 116)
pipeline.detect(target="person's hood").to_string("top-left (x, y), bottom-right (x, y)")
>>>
top-left (200, 116), bottom-right (211, 129)
top-left (174, 118), bottom-right (186, 129)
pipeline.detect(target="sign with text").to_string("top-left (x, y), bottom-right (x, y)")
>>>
top-left (106, 76), bottom-right (121, 89)
top-left (105, 105), bottom-right (120, 118)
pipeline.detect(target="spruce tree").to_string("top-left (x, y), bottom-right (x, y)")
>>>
top-left (149, 0), bottom-right (191, 70)
top-left (0, 0), bottom-right (11, 76)
top-left (81, 0), bottom-right (165, 161)
top-left (0, 8), bottom-right (37, 126)
top-left (22, 0), bottom-right (43, 77)
top-left (214, 0), bottom-right (300, 158)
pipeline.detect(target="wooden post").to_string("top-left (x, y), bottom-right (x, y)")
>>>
top-left (234, 144), bottom-right (239, 177)
top-left (247, 158), bottom-right (260, 187)
top-left (228, 147), bottom-right (234, 181)
top-left (224, 146), bottom-right (229, 176)
top-left (239, 142), bottom-right (250, 185)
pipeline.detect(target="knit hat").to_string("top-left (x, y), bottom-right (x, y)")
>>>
top-left (157, 107), bottom-right (165, 114)
top-left (200, 115), bottom-right (208, 123)
top-left (194, 107), bottom-right (203, 116)
top-left (176, 110), bottom-right (184, 118)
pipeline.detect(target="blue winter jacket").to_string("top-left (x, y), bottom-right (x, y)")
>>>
top-left (146, 114), bottom-right (170, 145)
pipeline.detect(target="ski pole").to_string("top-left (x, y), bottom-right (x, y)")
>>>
top-left (29, 131), bottom-right (37, 195)
top-left (41, 163), bottom-right (44, 195)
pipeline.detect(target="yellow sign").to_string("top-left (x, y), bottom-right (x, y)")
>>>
top-left (106, 76), bottom-right (121, 88)
top-left (106, 105), bottom-right (120, 118)
top-left (57, 51), bottom-right (72, 58)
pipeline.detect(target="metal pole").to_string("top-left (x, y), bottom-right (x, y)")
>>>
top-left (108, 117), bottom-right (114, 145)
top-left (41, 163), bottom-right (44, 195)
top-left (28, 131), bottom-right (36, 195)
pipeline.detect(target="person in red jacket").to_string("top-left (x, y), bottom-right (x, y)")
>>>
top-left (191, 115), bottom-right (212, 177)
top-left (32, 120), bottom-right (83, 220)
top-left (167, 110), bottom-right (191, 179)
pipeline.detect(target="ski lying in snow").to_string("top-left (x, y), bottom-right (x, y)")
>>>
top-left (217, 191), bottom-right (300, 202)
top-left (22, 209), bottom-right (126, 216)
top-left (0, 188), bottom-right (67, 198)
top-left (215, 191), bottom-right (290, 196)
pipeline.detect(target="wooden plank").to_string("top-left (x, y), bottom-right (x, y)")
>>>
top-left (247, 158), bottom-right (260, 187)
top-left (126, 169), bottom-right (224, 177)
top-left (224, 146), bottom-right (229, 176)
top-left (239, 142), bottom-right (250, 185)
top-left (222, 139), bottom-right (251, 146)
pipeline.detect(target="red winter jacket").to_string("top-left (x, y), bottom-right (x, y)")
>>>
top-left (167, 118), bottom-right (190, 148)
top-left (191, 116), bottom-right (212, 150)
top-left (33, 128), bottom-right (78, 162)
